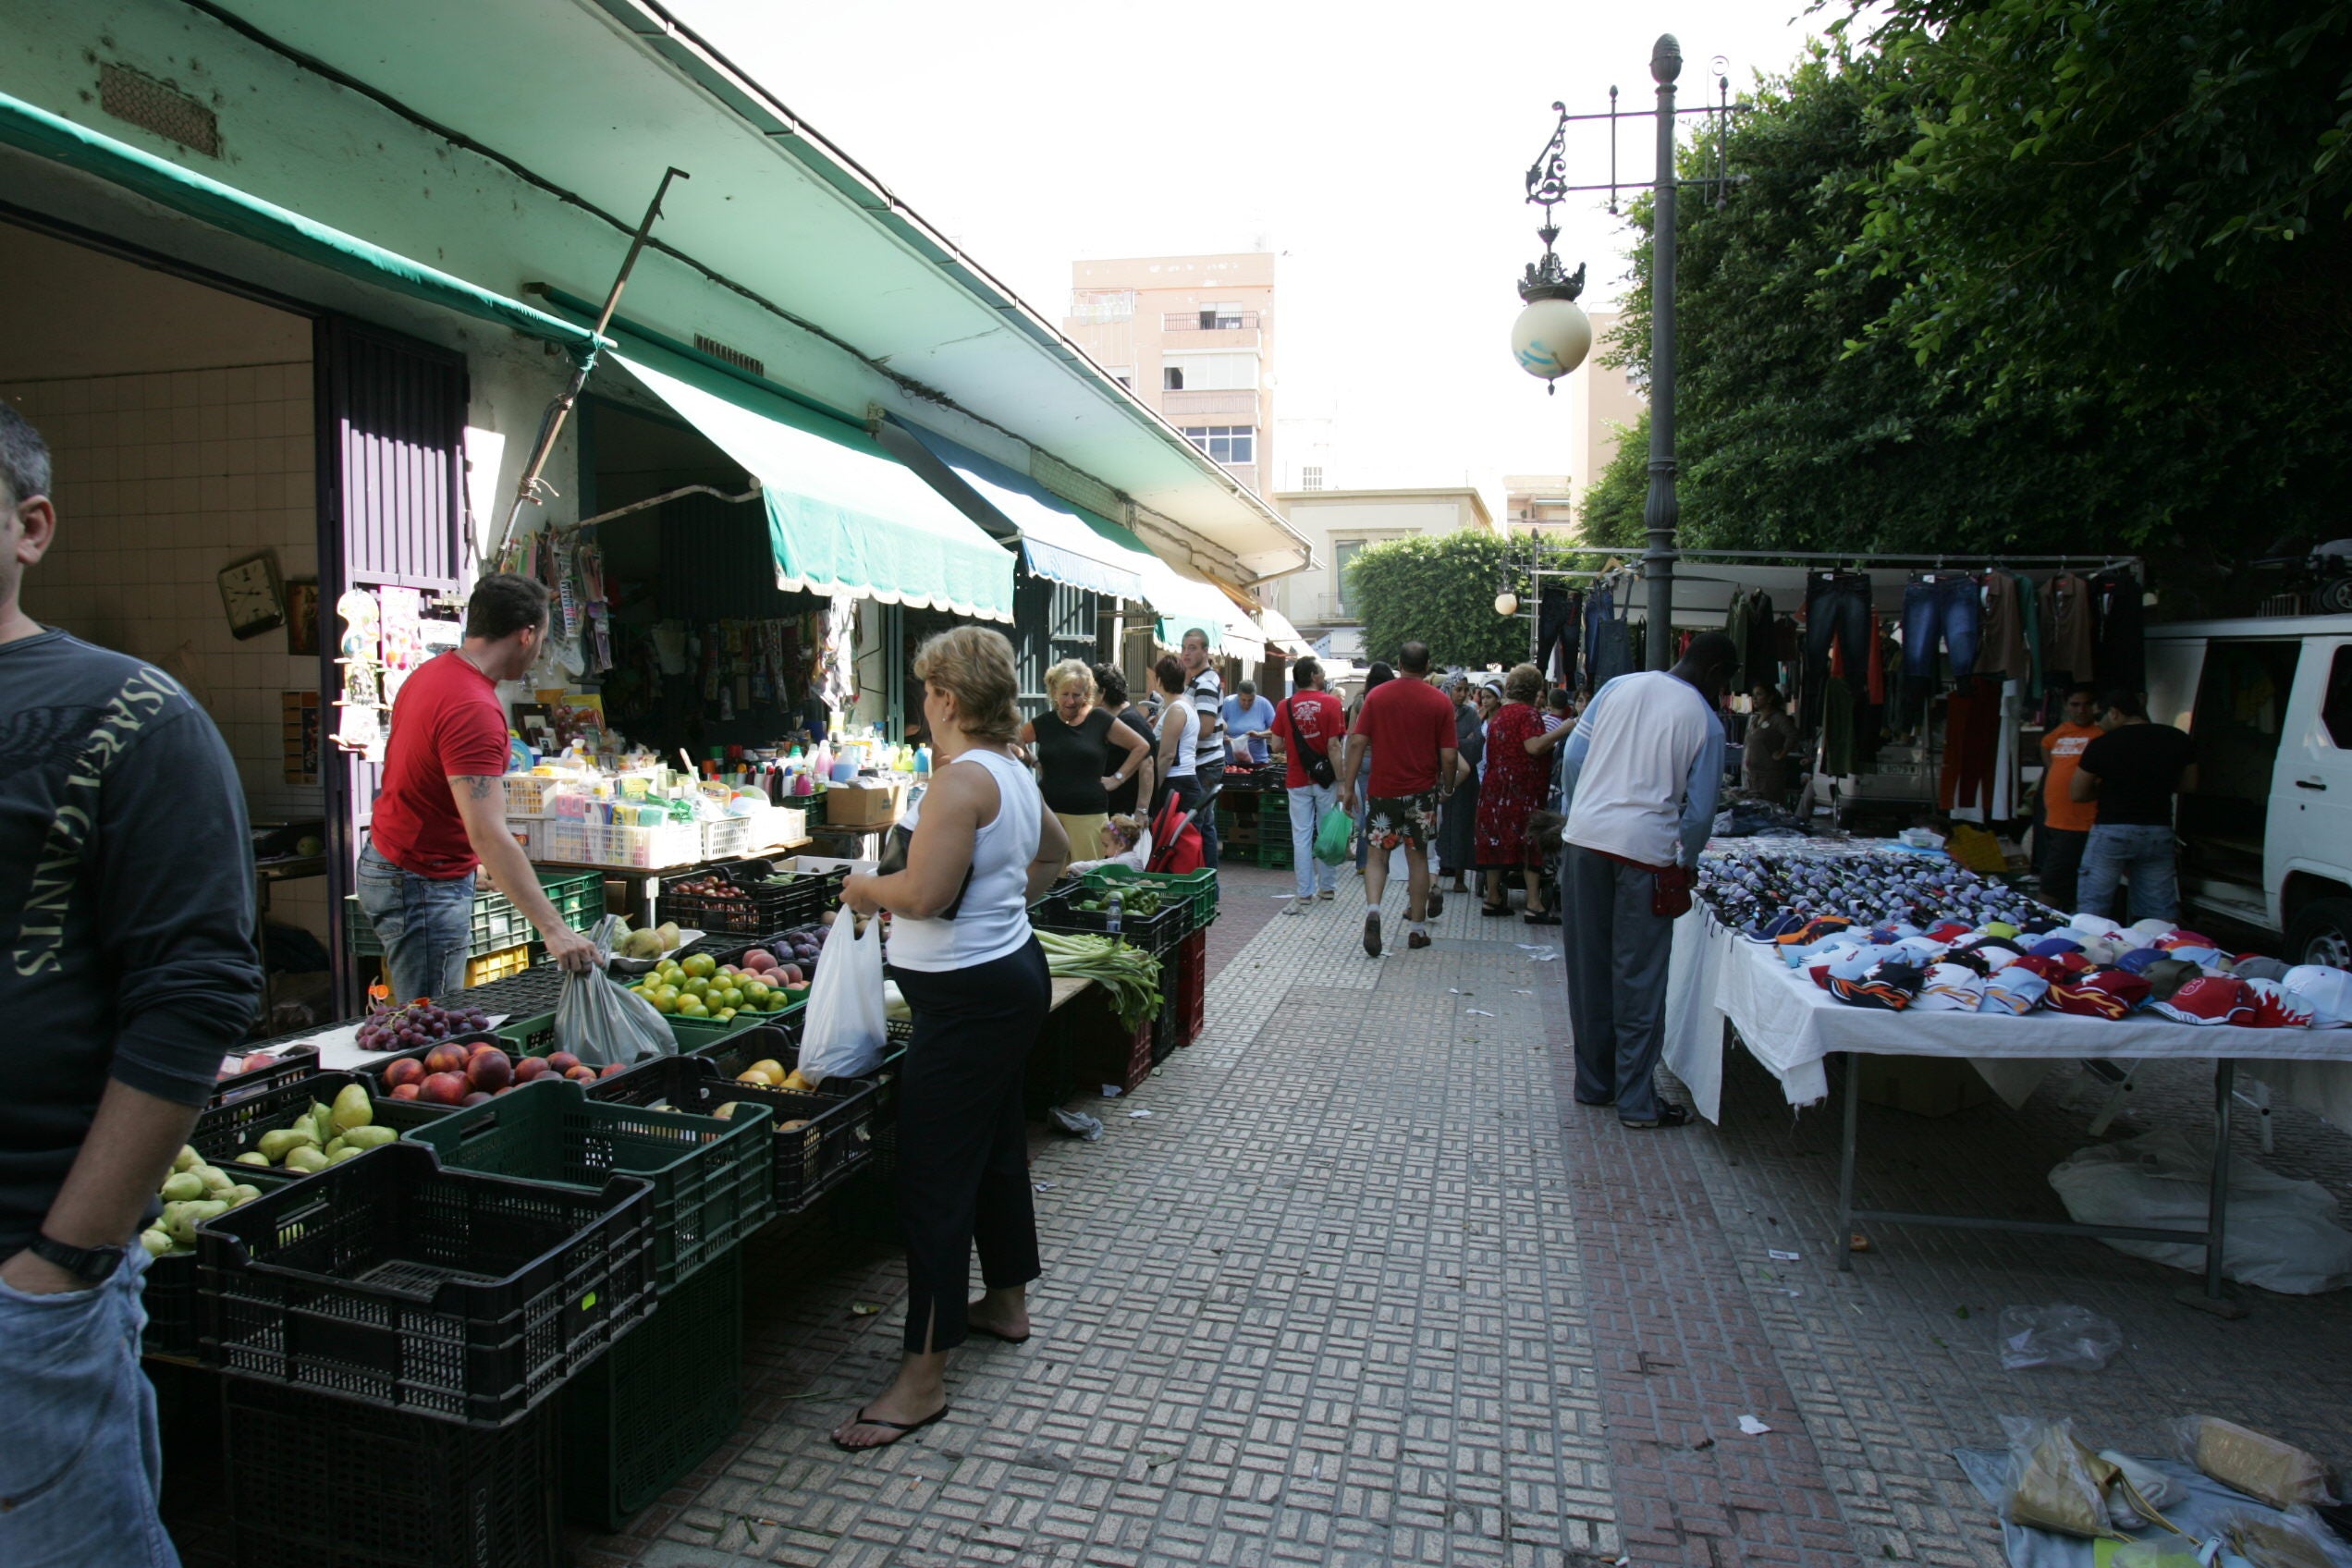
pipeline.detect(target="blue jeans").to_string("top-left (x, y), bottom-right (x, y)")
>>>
top-left (356, 840), bottom-right (475, 1003)
top-left (0, 1251), bottom-right (178, 1566)
top-left (1901, 575), bottom-right (1981, 681)
top-left (2077, 823), bottom-right (2179, 924)
top-left (1287, 781), bottom-right (1340, 899)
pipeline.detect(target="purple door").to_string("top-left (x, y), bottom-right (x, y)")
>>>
top-left (314, 316), bottom-right (469, 1008)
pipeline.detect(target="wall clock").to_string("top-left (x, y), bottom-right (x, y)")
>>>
top-left (217, 552), bottom-right (286, 641)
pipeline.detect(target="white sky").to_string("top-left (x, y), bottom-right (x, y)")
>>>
top-left (672, 2), bottom-right (1835, 507)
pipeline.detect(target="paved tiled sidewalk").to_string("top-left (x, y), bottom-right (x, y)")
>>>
top-left (582, 868), bottom-right (1618, 1567)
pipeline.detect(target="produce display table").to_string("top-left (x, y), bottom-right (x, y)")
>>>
top-left (1661, 908), bottom-right (2352, 1309)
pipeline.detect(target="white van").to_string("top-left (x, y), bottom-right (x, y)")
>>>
top-left (2146, 615), bottom-right (2352, 965)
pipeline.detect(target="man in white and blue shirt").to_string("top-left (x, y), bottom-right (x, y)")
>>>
top-left (1180, 629), bottom-right (1226, 868)
top-left (1558, 632), bottom-right (1734, 1129)
top-left (1221, 680), bottom-right (1276, 766)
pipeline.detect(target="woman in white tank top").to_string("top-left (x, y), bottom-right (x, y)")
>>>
top-left (832, 627), bottom-right (1070, 1452)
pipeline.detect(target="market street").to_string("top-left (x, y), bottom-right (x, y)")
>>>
top-left (575, 864), bottom-right (2352, 1568)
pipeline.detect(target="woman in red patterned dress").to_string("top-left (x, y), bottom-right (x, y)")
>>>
top-left (1475, 663), bottom-right (1572, 922)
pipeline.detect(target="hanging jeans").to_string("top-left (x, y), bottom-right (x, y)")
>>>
top-left (1801, 573), bottom-right (1872, 730)
top-left (1901, 576), bottom-right (1981, 684)
top-left (1586, 589), bottom-right (1633, 690)
top-left (1535, 587), bottom-right (1579, 689)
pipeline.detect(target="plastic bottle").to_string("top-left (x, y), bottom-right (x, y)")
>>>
top-left (914, 744), bottom-right (932, 778)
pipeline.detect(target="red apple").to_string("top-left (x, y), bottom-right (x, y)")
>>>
top-left (383, 1058), bottom-right (425, 1089)
top-left (420, 1071), bottom-right (468, 1106)
top-left (387, 1083), bottom-right (422, 1100)
top-left (461, 1090), bottom-right (493, 1107)
top-left (466, 1051), bottom-right (513, 1092)
top-left (563, 1065), bottom-right (598, 1083)
top-left (243, 1052), bottom-right (281, 1073)
top-left (547, 1052), bottom-right (582, 1074)
top-left (423, 1044), bottom-right (469, 1075)
top-left (599, 1061), bottom-right (629, 1079)
top-left (513, 1056), bottom-right (551, 1082)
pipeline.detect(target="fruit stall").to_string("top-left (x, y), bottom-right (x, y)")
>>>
top-left (153, 863), bottom-right (1218, 1565)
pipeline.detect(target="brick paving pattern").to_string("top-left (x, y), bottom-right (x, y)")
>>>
top-left (574, 862), bottom-right (2352, 1568)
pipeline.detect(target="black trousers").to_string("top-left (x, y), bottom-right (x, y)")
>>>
top-left (889, 937), bottom-right (1050, 1354)
top-left (1535, 586), bottom-right (1580, 689)
top-left (1801, 572), bottom-right (1872, 730)
top-left (2039, 827), bottom-right (2089, 915)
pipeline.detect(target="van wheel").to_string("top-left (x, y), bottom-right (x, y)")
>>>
top-left (2284, 897), bottom-right (2352, 969)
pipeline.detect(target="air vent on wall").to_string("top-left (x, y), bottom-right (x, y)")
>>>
top-left (694, 334), bottom-right (763, 378)
top-left (99, 64), bottom-right (219, 157)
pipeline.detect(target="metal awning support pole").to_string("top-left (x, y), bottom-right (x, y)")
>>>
top-left (1642, 35), bottom-right (1681, 670)
top-left (493, 166), bottom-right (689, 562)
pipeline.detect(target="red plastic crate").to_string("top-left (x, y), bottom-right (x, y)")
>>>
top-left (1174, 930), bottom-right (1207, 1046)
top-left (1080, 1012), bottom-right (1153, 1097)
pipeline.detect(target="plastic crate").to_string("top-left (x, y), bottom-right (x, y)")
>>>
top-left (597, 1050), bottom-right (883, 1215)
top-left (143, 1165), bottom-right (302, 1361)
top-left (1030, 888), bottom-right (1187, 955)
top-left (192, 1070), bottom-right (456, 1169)
top-left (659, 862), bottom-right (845, 937)
top-left (207, 1045), bottom-right (320, 1108)
top-left (1082, 866), bottom-right (1217, 934)
top-left (219, 1375), bottom-right (563, 1568)
top-left (345, 868), bottom-right (602, 960)
top-left (1083, 1011), bottom-right (1154, 1097)
top-left (561, 1242), bottom-right (742, 1532)
top-left (447, 964), bottom-right (568, 1016)
top-left (403, 1077), bottom-right (773, 1289)
top-left (699, 808), bottom-right (802, 860)
top-left (502, 772), bottom-right (591, 816)
top-left (660, 1011), bottom-right (769, 1055)
top-left (197, 1141), bottom-right (657, 1427)
top-left (1174, 928), bottom-right (1207, 1047)
top-left (533, 818), bottom-right (702, 870)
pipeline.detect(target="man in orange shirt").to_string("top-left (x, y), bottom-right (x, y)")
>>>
top-left (2037, 684), bottom-right (2102, 913)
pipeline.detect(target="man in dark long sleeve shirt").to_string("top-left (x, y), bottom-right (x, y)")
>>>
top-left (0, 403), bottom-right (261, 1564)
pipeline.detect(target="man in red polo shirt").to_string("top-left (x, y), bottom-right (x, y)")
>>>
top-left (359, 573), bottom-right (595, 1001)
top-left (1338, 640), bottom-right (1457, 955)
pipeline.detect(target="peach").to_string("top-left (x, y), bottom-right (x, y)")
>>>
top-left (387, 1083), bottom-right (422, 1101)
top-left (513, 1057), bottom-right (551, 1082)
top-left (423, 1044), bottom-right (469, 1076)
top-left (382, 1058), bottom-right (426, 1089)
top-left (466, 1052), bottom-right (513, 1093)
top-left (546, 1052), bottom-right (582, 1074)
top-left (419, 1071), bottom-right (468, 1106)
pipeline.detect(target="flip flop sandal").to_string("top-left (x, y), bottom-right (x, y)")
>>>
top-left (1524, 912), bottom-right (1562, 925)
top-left (1620, 1104), bottom-right (1694, 1131)
top-left (969, 1320), bottom-right (1031, 1345)
top-left (1481, 903), bottom-right (1514, 917)
top-left (832, 1403), bottom-right (951, 1452)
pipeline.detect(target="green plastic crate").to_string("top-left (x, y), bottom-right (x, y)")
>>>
top-left (345, 867), bottom-right (604, 959)
top-left (560, 1243), bottom-right (741, 1530)
top-left (402, 1077), bottom-right (772, 1290)
top-left (1081, 866), bottom-right (1218, 933)
top-left (494, 1011), bottom-right (557, 1059)
top-left (660, 1011), bottom-right (770, 1055)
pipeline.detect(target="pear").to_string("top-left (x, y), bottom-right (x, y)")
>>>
top-left (329, 1084), bottom-right (374, 1133)
top-left (656, 922), bottom-right (681, 951)
top-left (328, 1145), bottom-right (366, 1165)
top-left (282, 1145), bottom-right (331, 1174)
top-left (341, 1125), bottom-right (398, 1150)
top-left (225, 1184), bottom-right (263, 1207)
top-left (196, 1166), bottom-right (233, 1194)
top-left (172, 1145), bottom-right (201, 1174)
top-left (159, 1171), bottom-right (206, 1203)
top-left (234, 1152), bottom-right (270, 1168)
top-left (140, 1229), bottom-right (173, 1258)
top-left (257, 1128), bottom-right (319, 1162)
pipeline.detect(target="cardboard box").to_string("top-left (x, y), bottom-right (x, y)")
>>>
top-left (1854, 1055), bottom-right (1993, 1119)
top-left (823, 779), bottom-right (904, 827)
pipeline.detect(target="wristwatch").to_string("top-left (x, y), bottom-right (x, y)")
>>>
top-left (29, 1232), bottom-right (126, 1284)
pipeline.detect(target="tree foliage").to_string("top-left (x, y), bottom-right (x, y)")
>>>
top-left (1581, 9), bottom-right (2352, 614)
top-left (1347, 532), bottom-right (1529, 671)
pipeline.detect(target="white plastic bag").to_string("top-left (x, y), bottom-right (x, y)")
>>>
top-left (797, 904), bottom-right (885, 1087)
top-left (554, 915), bottom-right (678, 1068)
top-left (1997, 1304), bottom-right (2124, 1372)
top-left (2047, 1129), bottom-right (2352, 1294)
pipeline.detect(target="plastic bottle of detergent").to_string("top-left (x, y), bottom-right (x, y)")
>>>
top-left (914, 744), bottom-right (933, 778)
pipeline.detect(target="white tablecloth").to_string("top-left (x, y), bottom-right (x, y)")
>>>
top-left (1661, 910), bottom-right (2352, 1129)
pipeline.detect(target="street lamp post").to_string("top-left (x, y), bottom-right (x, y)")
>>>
top-left (1513, 35), bottom-right (1742, 672)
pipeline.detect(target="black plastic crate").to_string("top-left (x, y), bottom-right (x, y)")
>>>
top-left (206, 1045), bottom-right (320, 1108)
top-left (143, 1165), bottom-right (302, 1362)
top-left (560, 1242), bottom-right (742, 1531)
top-left (403, 1078), bottom-right (773, 1290)
top-left (197, 1141), bottom-right (657, 1427)
top-left (192, 1070), bottom-right (453, 1169)
top-left (593, 1050), bottom-right (881, 1215)
top-left (1030, 888), bottom-right (1186, 955)
top-left (219, 1377), bottom-right (563, 1568)
top-left (659, 862), bottom-right (844, 936)
top-left (447, 963), bottom-right (569, 1017)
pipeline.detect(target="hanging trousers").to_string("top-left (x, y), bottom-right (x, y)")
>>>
top-left (2092, 569), bottom-right (2147, 699)
top-left (1535, 587), bottom-right (1580, 689)
top-left (1801, 573), bottom-right (1872, 729)
top-left (889, 937), bottom-right (1050, 1354)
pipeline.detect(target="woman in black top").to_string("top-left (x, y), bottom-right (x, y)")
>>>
top-left (1091, 662), bottom-right (1158, 816)
top-left (1020, 660), bottom-right (1149, 862)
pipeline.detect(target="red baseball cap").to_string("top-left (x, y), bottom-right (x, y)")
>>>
top-left (2150, 975), bottom-right (2255, 1026)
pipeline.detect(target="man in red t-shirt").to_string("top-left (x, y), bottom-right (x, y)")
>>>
top-left (1269, 655), bottom-right (1348, 913)
top-left (358, 573), bottom-right (596, 1002)
top-left (1338, 641), bottom-right (1458, 954)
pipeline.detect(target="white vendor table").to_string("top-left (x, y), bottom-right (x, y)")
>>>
top-left (1660, 907), bottom-right (2352, 1312)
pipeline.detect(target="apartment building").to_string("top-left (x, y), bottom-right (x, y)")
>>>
top-left (1505, 474), bottom-right (1578, 533)
top-left (1064, 252), bottom-right (1275, 498)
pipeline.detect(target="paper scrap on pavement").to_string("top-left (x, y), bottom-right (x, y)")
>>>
top-left (850, 1302), bottom-right (881, 1317)
top-left (1466, 1009), bottom-right (1495, 1017)
top-left (1769, 1249), bottom-right (1801, 1261)
top-left (1129, 1109), bottom-right (1152, 1119)
top-left (1737, 1415), bottom-right (1772, 1435)
top-left (1034, 1182), bottom-right (1055, 1192)
top-left (1514, 988), bottom-right (1534, 995)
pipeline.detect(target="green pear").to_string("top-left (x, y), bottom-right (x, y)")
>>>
top-left (197, 1166), bottom-right (233, 1194)
top-left (341, 1125), bottom-right (398, 1150)
top-left (225, 1184), bottom-right (262, 1207)
top-left (257, 1128), bottom-right (319, 1162)
top-left (159, 1171), bottom-right (206, 1203)
top-left (172, 1145), bottom-right (201, 1174)
top-left (282, 1145), bottom-right (331, 1174)
top-left (140, 1229), bottom-right (173, 1258)
top-left (329, 1084), bottom-right (374, 1133)
top-left (328, 1145), bottom-right (366, 1165)
top-left (234, 1152), bottom-right (270, 1168)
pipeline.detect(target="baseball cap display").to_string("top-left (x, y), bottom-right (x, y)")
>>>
top-left (1914, 963), bottom-right (1987, 1011)
top-left (2241, 979), bottom-right (2316, 1029)
top-left (2283, 965), bottom-right (2352, 1027)
top-left (2048, 970), bottom-right (2151, 1021)
top-left (2234, 956), bottom-right (2292, 983)
top-left (1981, 969), bottom-right (2051, 1014)
top-left (2141, 958), bottom-right (2203, 1001)
top-left (1827, 962), bottom-right (1924, 1011)
top-left (2067, 914), bottom-right (2122, 937)
top-left (2149, 975), bottom-right (2256, 1026)
top-left (2114, 947), bottom-right (2166, 974)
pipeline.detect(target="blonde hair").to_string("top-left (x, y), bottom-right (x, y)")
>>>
top-left (1045, 658), bottom-right (1097, 702)
top-left (1503, 662), bottom-right (1544, 704)
top-left (1104, 814), bottom-right (1143, 851)
top-left (913, 626), bottom-right (1023, 745)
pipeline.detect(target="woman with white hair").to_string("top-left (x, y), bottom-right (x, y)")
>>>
top-left (1020, 658), bottom-right (1149, 862)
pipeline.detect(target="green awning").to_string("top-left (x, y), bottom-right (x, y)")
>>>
top-left (610, 335), bottom-right (1015, 621)
top-left (0, 88), bottom-right (602, 357)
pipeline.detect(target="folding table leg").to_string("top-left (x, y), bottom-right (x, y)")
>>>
top-left (2177, 1057), bottom-right (2247, 1319)
top-left (1836, 1051), bottom-right (1859, 1273)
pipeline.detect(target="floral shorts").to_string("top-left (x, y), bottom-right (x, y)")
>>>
top-left (1365, 792), bottom-right (1439, 851)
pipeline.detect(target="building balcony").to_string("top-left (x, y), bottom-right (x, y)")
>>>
top-left (1164, 311), bottom-right (1259, 331)
top-left (1160, 388), bottom-right (1259, 422)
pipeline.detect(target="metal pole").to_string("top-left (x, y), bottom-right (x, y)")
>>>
top-left (1837, 1050), bottom-right (1859, 1271)
top-left (1642, 35), bottom-right (1681, 670)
